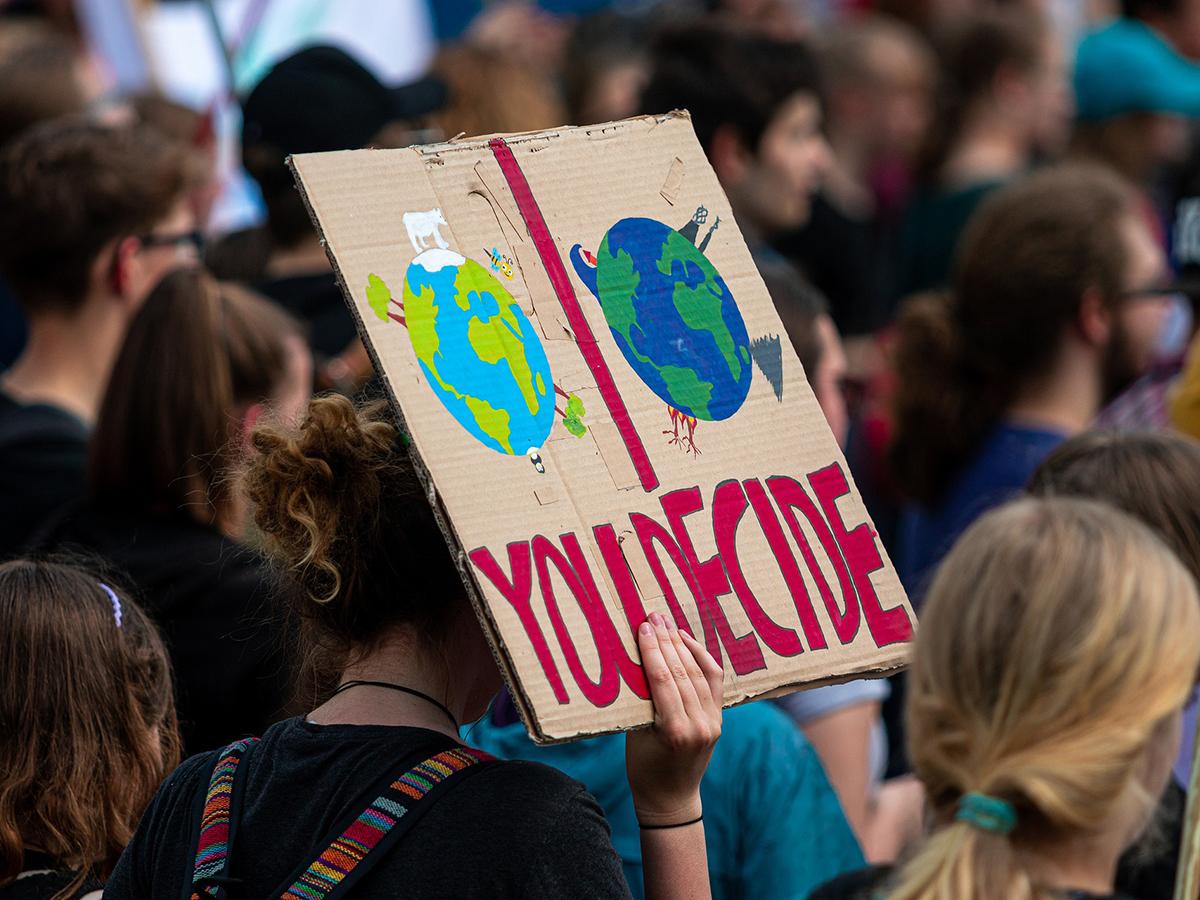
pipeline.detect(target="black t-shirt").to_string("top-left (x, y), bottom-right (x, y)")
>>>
top-left (0, 853), bottom-right (100, 900)
top-left (255, 271), bottom-right (356, 361)
top-left (105, 718), bottom-right (631, 899)
top-left (809, 864), bottom-right (1136, 899)
top-left (35, 504), bottom-right (293, 756)
top-left (0, 391), bottom-right (87, 560)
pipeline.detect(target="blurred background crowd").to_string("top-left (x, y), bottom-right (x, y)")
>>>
top-left (7, 0), bottom-right (1200, 898)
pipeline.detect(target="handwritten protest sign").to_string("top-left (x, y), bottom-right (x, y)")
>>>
top-left (291, 113), bottom-right (916, 742)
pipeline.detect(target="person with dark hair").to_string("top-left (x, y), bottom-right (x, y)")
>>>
top-left (0, 19), bottom-right (97, 372)
top-left (107, 394), bottom-right (724, 900)
top-left (0, 20), bottom-right (91, 151)
top-left (227, 45), bottom-right (445, 393)
top-left (0, 119), bottom-right (199, 560)
top-left (35, 268), bottom-right (311, 754)
top-left (893, 7), bottom-right (1071, 299)
top-left (889, 164), bottom-right (1170, 601)
top-left (0, 558), bottom-right (179, 900)
top-left (760, 258), bottom-right (849, 446)
top-left (778, 15), bottom-right (935, 340)
top-left (640, 20), bottom-right (829, 246)
top-left (1028, 430), bottom-right (1200, 900)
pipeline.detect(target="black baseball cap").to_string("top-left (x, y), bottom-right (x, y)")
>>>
top-left (241, 45), bottom-right (447, 156)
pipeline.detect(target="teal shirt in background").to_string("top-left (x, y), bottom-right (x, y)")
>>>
top-left (467, 700), bottom-right (864, 900)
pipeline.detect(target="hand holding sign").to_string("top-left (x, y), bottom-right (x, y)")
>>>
top-left (626, 611), bottom-right (723, 827)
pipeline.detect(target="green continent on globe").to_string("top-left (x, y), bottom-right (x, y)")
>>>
top-left (400, 253), bottom-right (555, 457)
top-left (366, 273), bottom-right (392, 322)
top-left (571, 215), bottom-right (752, 423)
top-left (402, 278), bottom-right (440, 366)
top-left (657, 231), bottom-right (742, 383)
top-left (594, 238), bottom-right (719, 419)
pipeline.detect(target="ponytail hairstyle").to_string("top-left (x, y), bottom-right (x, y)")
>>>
top-left (888, 164), bottom-right (1134, 505)
top-left (243, 395), bottom-right (468, 689)
top-left (892, 498), bottom-right (1200, 899)
top-left (89, 267), bottom-right (304, 531)
top-left (0, 559), bottom-right (178, 898)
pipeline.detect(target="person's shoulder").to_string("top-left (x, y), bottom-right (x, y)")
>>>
top-left (467, 753), bottom-right (591, 801)
top-left (0, 393), bottom-right (86, 452)
top-left (162, 747), bottom-right (226, 797)
top-left (457, 753), bottom-right (612, 834)
top-left (972, 424), bottom-right (1065, 487)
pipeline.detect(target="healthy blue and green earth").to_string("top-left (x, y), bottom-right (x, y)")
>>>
top-left (388, 249), bottom-right (556, 456)
top-left (576, 217), bottom-right (752, 421)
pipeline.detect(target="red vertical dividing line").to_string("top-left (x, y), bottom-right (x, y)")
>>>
top-left (489, 137), bottom-right (659, 493)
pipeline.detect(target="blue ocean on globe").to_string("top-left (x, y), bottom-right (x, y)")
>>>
top-left (402, 249), bottom-right (555, 457)
top-left (573, 217), bottom-right (752, 422)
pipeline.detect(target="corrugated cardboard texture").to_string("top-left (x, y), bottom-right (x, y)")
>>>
top-left (291, 113), bottom-right (916, 743)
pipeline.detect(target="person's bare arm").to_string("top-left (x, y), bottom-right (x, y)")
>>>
top-left (626, 612), bottom-right (724, 900)
top-left (800, 701), bottom-right (879, 843)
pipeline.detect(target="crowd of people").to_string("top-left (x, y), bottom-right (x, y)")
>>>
top-left (4, 0), bottom-right (1200, 898)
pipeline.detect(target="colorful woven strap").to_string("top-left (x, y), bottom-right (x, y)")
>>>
top-left (279, 746), bottom-right (493, 900)
top-left (191, 737), bottom-right (260, 900)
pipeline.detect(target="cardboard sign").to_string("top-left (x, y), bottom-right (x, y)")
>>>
top-left (291, 113), bottom-right (916, 742)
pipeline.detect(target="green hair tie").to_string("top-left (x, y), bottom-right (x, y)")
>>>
top-left (956, 793), bottom-right (1017, 835)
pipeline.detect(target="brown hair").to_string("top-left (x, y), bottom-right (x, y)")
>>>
top-left (919, 7), bottom-right (1048, 181)
top-left (0, 118), bottom-right (195, 314)
top-left (429, 43), bottom-right (566, 138)
top-left (244, 395), bottom-right (468, 685)
top-left (893, 498), bottom-right (1200, 899)
top-left (89, 268), bottom-right (303, 530)
top-left (889, 165), bottom-right (1134, 505)
top-left (1027, 430), bottom-right (1200, 584)
top-left (0, 558), bottom-right (179, 897)
top-left (641, 21), bottom-right (822, 158)
top-left (0, 21), bottom-right (87, 150)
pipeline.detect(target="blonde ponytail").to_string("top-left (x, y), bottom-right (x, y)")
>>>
top-left (890, 498), bottom-right (1200, 900)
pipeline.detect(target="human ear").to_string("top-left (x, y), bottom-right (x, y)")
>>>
top-left (1077, 288), bottom-right (1113, 348)
top-left (109, 236), bottom-right (141, 302)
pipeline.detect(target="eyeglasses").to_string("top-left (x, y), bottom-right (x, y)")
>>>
top-left (137, 229), bottom-right (205, 259)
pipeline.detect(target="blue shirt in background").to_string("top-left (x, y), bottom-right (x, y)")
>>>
top-left (468, 700), bottom-right (863, 900)
top-left (899, 422), bottom-right (1067, 601)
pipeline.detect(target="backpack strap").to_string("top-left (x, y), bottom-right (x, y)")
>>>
top-left (276, 746), bottom-right (496, 900)
top-left (189, 737), bottom-right (261, 900)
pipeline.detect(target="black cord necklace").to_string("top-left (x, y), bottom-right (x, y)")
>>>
top-left (329, 679), bottom-right (459, 729)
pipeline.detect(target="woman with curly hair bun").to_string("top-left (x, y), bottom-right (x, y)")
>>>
top-left (107, 395), bottom-right (724, 900)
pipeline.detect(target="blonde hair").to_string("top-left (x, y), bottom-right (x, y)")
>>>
top-left (892, 497), bottom-right (1200, 900)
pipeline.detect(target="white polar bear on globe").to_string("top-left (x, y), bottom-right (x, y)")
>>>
top-left (404, 208), bottom-right (450, 253)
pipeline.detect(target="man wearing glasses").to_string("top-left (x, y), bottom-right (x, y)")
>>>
top-left (0, 118), bottom-right (199, 559)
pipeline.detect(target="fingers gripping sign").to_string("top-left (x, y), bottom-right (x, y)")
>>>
top-left (626, 612), bottom-right (724, 828)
